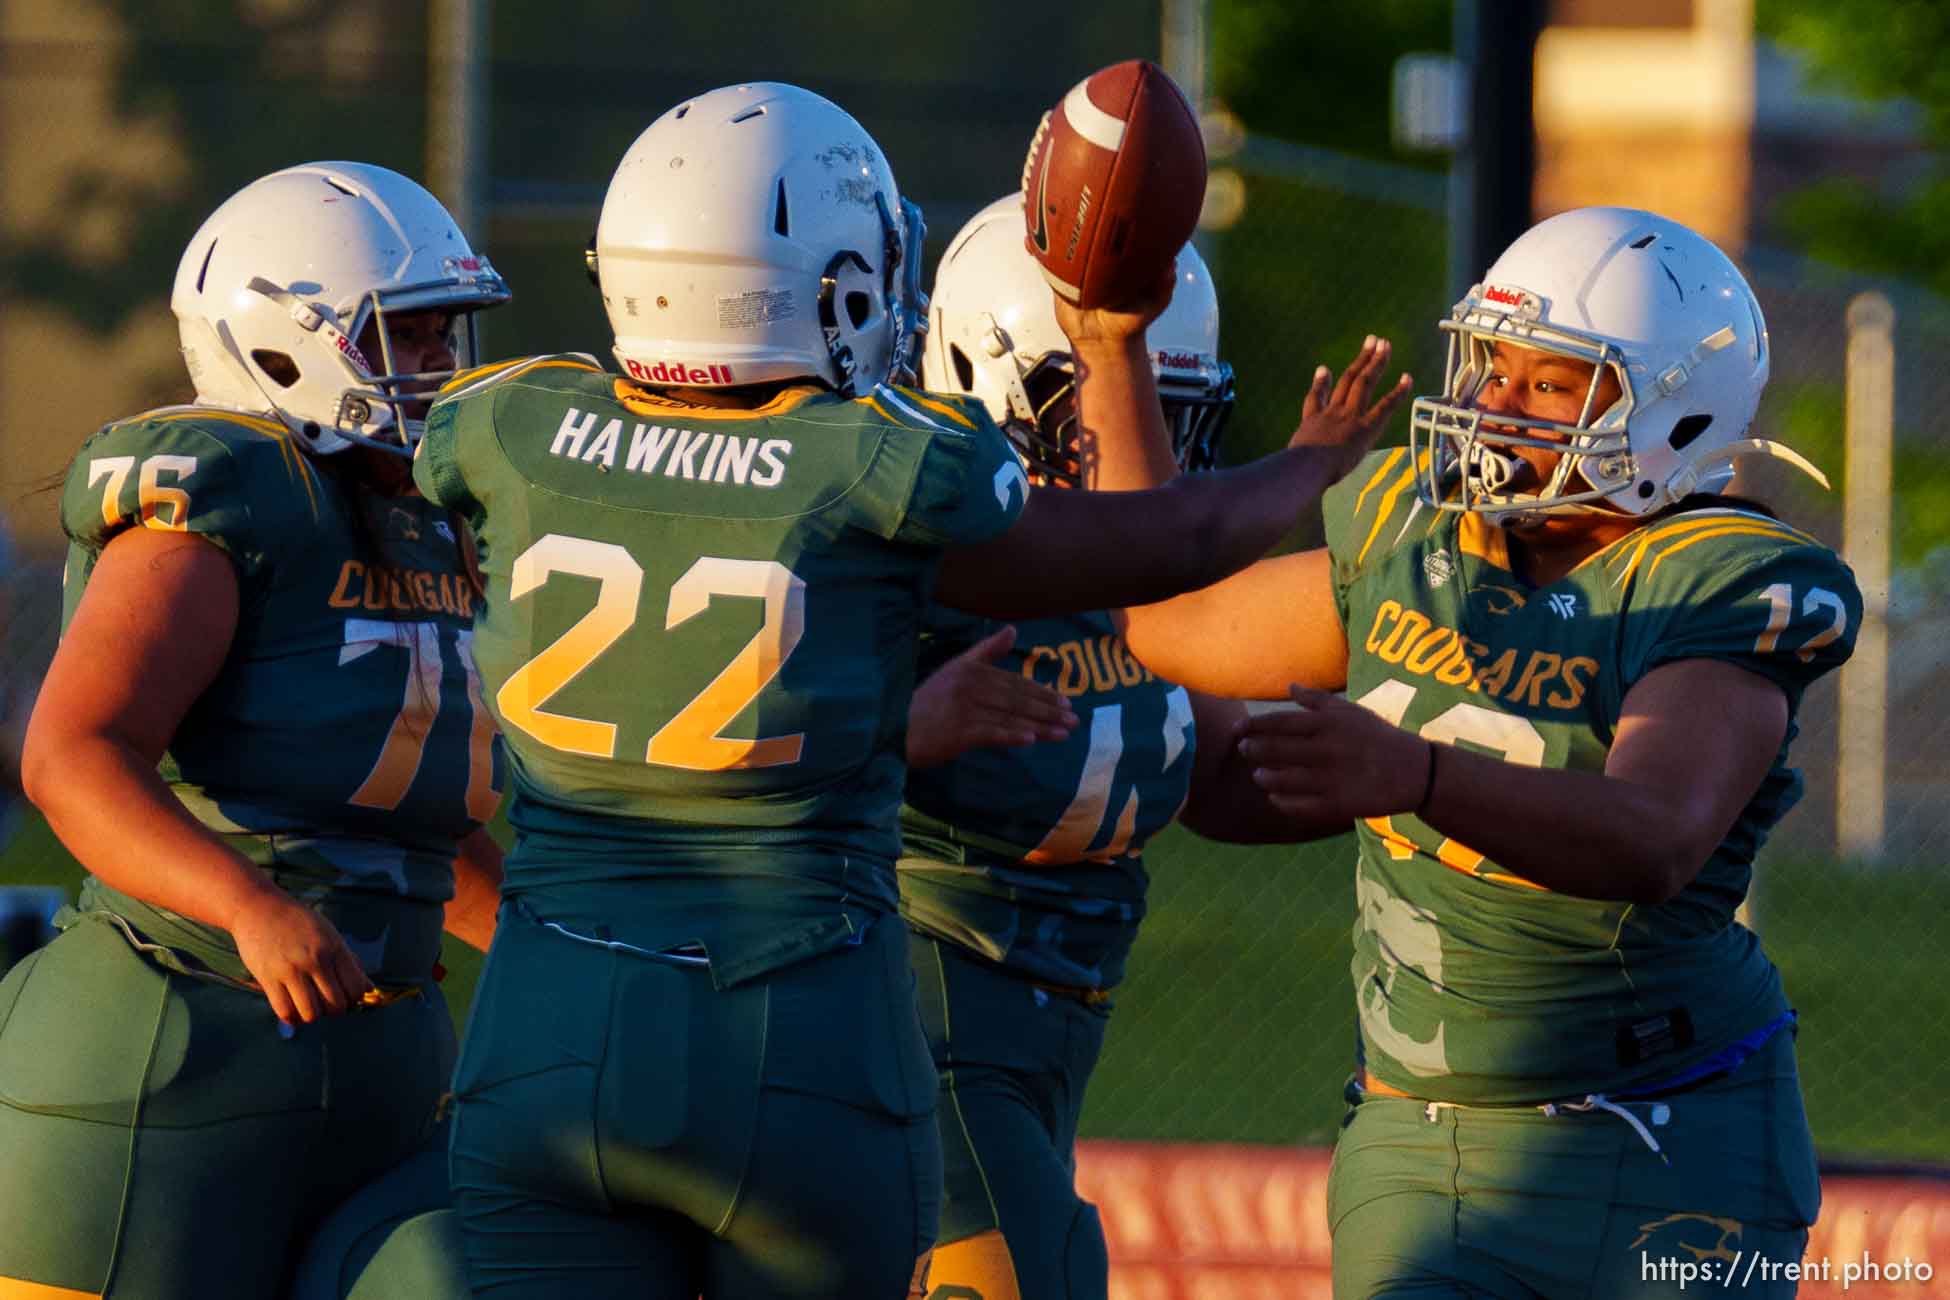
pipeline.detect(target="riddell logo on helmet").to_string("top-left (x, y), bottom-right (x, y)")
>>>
top-left (625, 359), bottom-right (737, 385)
top-left (1155, 350), bottom-right (1205, 370)
top-left (1482, 285), bottom-right (1527, 307)
top-left (334, 333), bottom-right (373, 372)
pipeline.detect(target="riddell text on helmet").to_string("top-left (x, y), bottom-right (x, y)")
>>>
top-left (625, 359), bottom-right (738, 385)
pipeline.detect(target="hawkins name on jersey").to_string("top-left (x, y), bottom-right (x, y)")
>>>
top-left (416, 355), bottom-right (1027, 986)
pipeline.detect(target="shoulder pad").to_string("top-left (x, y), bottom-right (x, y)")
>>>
top-left (858, 384), bottom-right (991, 437)
top-left (436, 353), bottom-right (606, 401)
top-left (1324, 446), bottom-right (1430, 568)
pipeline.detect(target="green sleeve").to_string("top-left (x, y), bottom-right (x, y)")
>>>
top-left (1321, 447), bottom-right (1421, 632)
top-left (60, 415), bottom-right (323, 584)
top-left (414, 396), bottom-right (476, 516)
top-left (1620, 518), bottom-right (1860, 710)
top-left (862, 387), bottom-right (1028, 548)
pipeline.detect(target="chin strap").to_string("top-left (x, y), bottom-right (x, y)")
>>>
top-left (1668, 437), bottom-right (1833, 499)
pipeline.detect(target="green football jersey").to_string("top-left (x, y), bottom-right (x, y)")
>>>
top-left (1322, 447), bottom-right (1860, 1104)
top-left (60, 407), bottom-right (501, 985)
top-left (414, 357), bottom-right (1028, 986)
top-left (899, 607), bottom-right (1196, 992)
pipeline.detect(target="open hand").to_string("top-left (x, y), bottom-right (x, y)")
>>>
top-left (229, 889), bottom-right (375, 1026)
top-left (1237, 685), bottom-right (1432, 822)
top-left (907, 626), bottom-right (1079, 769)
top-left (1288, 335), bottom-right (1413, 477)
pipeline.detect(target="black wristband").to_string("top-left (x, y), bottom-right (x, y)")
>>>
top-left (1415, 741), bottom-right (1440, 815)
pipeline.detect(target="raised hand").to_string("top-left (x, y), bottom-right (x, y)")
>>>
top-left (1289, 335), bottom-right (1413, 477)
top-left (229, 889), bottom-right (375, 1026)
top-left (907, 625), bottom-right (1079, 770)
top-left (1052, 262), bottom-right (1178, 348)
top-left (1237, 684), bottom-right (1432, 822)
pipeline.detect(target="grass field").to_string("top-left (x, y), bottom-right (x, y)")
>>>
top-left (3, 811), bottom-right (1944, 1164)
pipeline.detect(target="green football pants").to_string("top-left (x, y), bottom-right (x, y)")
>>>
top-left (909, 933), bottom-right (1111, 1300)
top-left (288, 1124), bottom-right (471, 1300)
top-left (0, 911), bottom-right (456, 1299)
top-left (1329, 1027), bottom-right (1821, 1298)
top-left (447, 901), bottom-right (942, 1299)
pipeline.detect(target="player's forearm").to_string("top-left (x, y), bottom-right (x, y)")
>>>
top-left (1417, 745), bottom-right (1711, 902)
top-left (944, 444), bottom-right (1353, 620)
top-left (23, 731), bottom-right (282, 929)
top-left (444, 826), bottom-right (504, 951)
top-left (1181, 751), bottom-right (1353, 844)
top-left (1072, 337), bottom-right (1177, 491)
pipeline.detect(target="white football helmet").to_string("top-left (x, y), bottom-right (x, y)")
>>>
top-left (591, 83), bottom-right (926, 397)
top-left (1409, 206), bottom-right (1826, 520)
top-left (922, 194), bottom-right (1234, 485)
top-left (172, 162), bottom-right (509, 456)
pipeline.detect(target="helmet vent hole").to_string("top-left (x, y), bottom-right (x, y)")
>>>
top-left (1669, 413), bottom-right (1712, 450)
top-left (731, 106), bottom-right (767, 124)
top-left (251, 350), bottom-right (301, 388)
top-left (949, 344), bottom-right (975, 392)
top-left (845, 291), bottom-right (871, 330)
top-left (1630, 234), bottom-right (1658, 249)
top-left (1638, 481), bottom-right (1656, 499)
top-left (774, 179), bottom-right (790, 237)
top-left (195, 239), bottom-right (217, 294)
top-left (323, 177), bottom-right (359, 197)
top-left (674, 103), bottom-right (691, 119)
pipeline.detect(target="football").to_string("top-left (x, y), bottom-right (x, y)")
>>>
top-left (1020, 59), bottom-right (1207, 309)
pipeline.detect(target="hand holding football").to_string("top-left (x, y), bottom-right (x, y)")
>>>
top-left (1020, 59), bottom-right (1207, 310)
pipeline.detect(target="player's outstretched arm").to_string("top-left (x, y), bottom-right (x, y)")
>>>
top-left (1238, 661), bottom-right (1790, 902)
top-left (1056, 267), bottom-right (1180, 492)
top-left (21, 527), bottom-right (374, 1024)
top-left (933, 341), bottom-right (1405, 623)
top-left (1176, 692), bottom-right (1353, 844)
top-left (1101, 337), bottom-right (1405, 698)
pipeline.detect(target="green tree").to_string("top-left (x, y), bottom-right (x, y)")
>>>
top-left (1756, 0), bottom-right (1950, 296)
top-left (1211, 0), bottom-right (1449, 160)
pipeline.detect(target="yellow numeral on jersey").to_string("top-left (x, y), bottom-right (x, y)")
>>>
top-left (1026, 686), bottom-right (1192, 864)
top-left (343, 620), bottom-right (443, 809)
top-left (498, 536), bottom-right (809, 770)
top-left (1755, 582), bottom-right (1847, 663)
top-left (454, 630), bottom-right (502, 821)
top-left (88, 453), bottom-right (197, 530)
top-left (497, 536), bottom-right (644, 758)
top-left (645, 558), bottom-right (807, 771)
top-left (342, 620), bottom-right (498, 817)
top-left (1356, 678), bottom-right (1545, 883)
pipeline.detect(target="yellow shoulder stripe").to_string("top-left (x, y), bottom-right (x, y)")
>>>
top-left (151, 408), bottom-right (287, 437)
top-left (1644, 525), bottom-right (1808, 582)
top-left (1608, 513), bottom-right (1808, 587)
top-left (439, 356), bottom-right (531, 393)
top-left (1351, 447), bottom-right (1408, 519)
top-left (896, 387), bottom-right (978, 429)
top-left (1355, 452), bottom-right (1426, 567)
top-left (440, 355), bottom-right (602, 398)
top-left (148, 409), bottom-right (321, 521)
top-left (861, 395), bottom-right (899, 426)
